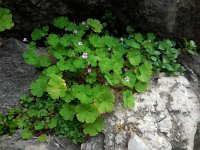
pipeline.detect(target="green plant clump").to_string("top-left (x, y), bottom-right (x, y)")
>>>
top-left (0, 16), bottom-right (197, 143)
top-left (0, 7), bottom-right (14, 32)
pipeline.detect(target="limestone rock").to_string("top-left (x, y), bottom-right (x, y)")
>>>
top-left (82, 75), bottom-right (200, 150)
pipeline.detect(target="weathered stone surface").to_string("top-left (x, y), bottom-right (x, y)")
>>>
top-left (1, 0), bottom-right (200, 44)
top-left (0, 131), bottom-right (80, 150)
top-left (0, 38), bottom-right (38, 113)
top-left (178, 53), bottom-right (200, 150)
top-left (81, 75), bottom-right (200, 150)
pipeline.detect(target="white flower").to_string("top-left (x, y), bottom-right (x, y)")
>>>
top-left (124, 76), bottom-right (129, 82)
top-left (81, 21), bottom-right (86, 25)
top-left (78, 41), bottom-right (83, 46)
top-left (74, 29), bottom-right (78, 34)
top-left (105, 82), bottom-right (108, 85)
top-left (103, 22), bottom-right (107, 27)
top-left (120, 37), bottom-right (124, 41)
top-left (108, 48), bottom-right (111, 51)
top-left (82, 53), bottom-right (88, 59)
top-left (87, 68), bottom-right (92, 73)
top-left (64, 28), bottom-right (68, 31)
top-left (23, 38), bottom-right (28, 42)
top-left (124, 68), bottom-right (128, 72)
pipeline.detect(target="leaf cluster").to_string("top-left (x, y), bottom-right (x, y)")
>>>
top-left (0, 15), bottom-right (196, 143)
top-left (0, 7), bottom-right (14, 32)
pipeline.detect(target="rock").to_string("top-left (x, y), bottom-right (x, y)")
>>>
top-left (81, 134), bottom-right (104, 150)
top-left (0, 131), bottom-right (80, 150)
top-left (81, 75), bottom-right (200, 150)
top-left (2, 0), bottom-right (200, 44)
top-left (0, 38), bottom-right (81, 150)
top-left (0, 38), bottom-right (38, 113)
top-left (128, 134), bottom-right (149, 150)
top-left (178, 53), bottom-right (200, 150)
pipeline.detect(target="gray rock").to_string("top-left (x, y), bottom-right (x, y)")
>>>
top-left (0, 38), bottom-right (38, 113)
top-left (2, 0), bottom-right (200, 44)
top-left (178, 53), bottom-right (200, 150)
top-left (0, 131), bottom-right (80, 150)
top-left (128, 134), bottom-right (150, 150)
top-left (81, 75), bottom-right (200, 150)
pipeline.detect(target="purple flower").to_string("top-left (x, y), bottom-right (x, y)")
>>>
top-left (124, 76), bottom-right (129, 82)
top-left (87, 68), bottom-right (92, 73)
top-left (124, 68), bottom-right (128, 72)
top-left (23, 38), bottom-right (28, 42)
top-left (78, 41), bottom-right (83, 46)
top-left (82, 53), bottom-right (88, 59)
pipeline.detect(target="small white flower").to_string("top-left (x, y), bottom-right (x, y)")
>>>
top-left (82, 53), bottom-right (88, 59)
top-left (105, 82), bottom-right (108, 85)
top-left (124, 68), bottom-right (128, 72)
top-left (81, 21), bottom-right (86, 25)
top-left (124, 76), bottom-right (129, 82)
top-left (23, 38), bottom-right (28, 42)
top-left (108, 48), bottom-right (111, 51)
top-left (64, 28), bottom-right (68, 31)
top-left (120, 37), bottom-right (124, 41)
top-left (87, 68), bottom-right (92, 73)
top-left (78, 41), bottom-right (83, 46)
top-left (74, 29), bottom-right (78, 34)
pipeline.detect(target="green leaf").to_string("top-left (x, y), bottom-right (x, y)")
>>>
top-left (94, 89), bottom-right (115, 113)
top-left (127, 49), bottom-right (142, 66)
top-left (134, 81), bottom-right (148, 92)
top-left (75, 104), bottom-right (99, 123)
top-left (87, 19), bottom-right (103, 33)
top-left (104, 73), bottom-right (120, 86)
top-left (123, 90), bottom-right (135, 109)
top-left (38, 134), bottom-right (47, 142)
top-left (134, 33), bottom-right (144, 43)
top-left (21, 129), bottom-right (33, 140)
top-left (53, 16), bottom-right (69, 29)
top-left (30, 76), bottom-right (48, 97)
top-left (0, 8), bottom-right (14, 32)
top-left (102, 36), bottom-right (119, 48)
top-left (99, 58), bottom-right (113, 73)
top-left (59, 104), bottom-right (76, 121)
top-left (86, 71), bottom-right (97, 84)
top-left (47, 77), bottom-right (67, 99)
top-left (60, 34), bottom-right (71, 47)
top-left (89, 34), bottom-right (105, 48)
top-left (147, 33), bottom-right (156, 41)
top-left (31, 26), bottom-right (49, 41)
top-left (126, 40), bottom-right (141, 49)
top-left (34, 121), bottom-right (44, 130)
top-left (61, 91), bottom-right (74, 103)
top-left (46, 65), bottom-right (61, 78)
top-left (73, 58), bottom-right (87, 69)
top-left (48, 118), bottom-right (57, 129)
top-left (83, 117), bottom-right (104, 136)
top-left (136, 62), bottom-right (152, 82)
top-left (47, 34), bottom-right (59, 47)
top-left (72, 85), bottom-right (93, 104)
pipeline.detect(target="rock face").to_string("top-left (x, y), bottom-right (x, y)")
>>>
top-left (1, 0), bottom-right (200, 44)
top-left (0, 38), bottom-right (38, 113)
top-left (81, 75), bottom-right (200, 150)
top-left (0, 131), bottom-right (80, 150)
